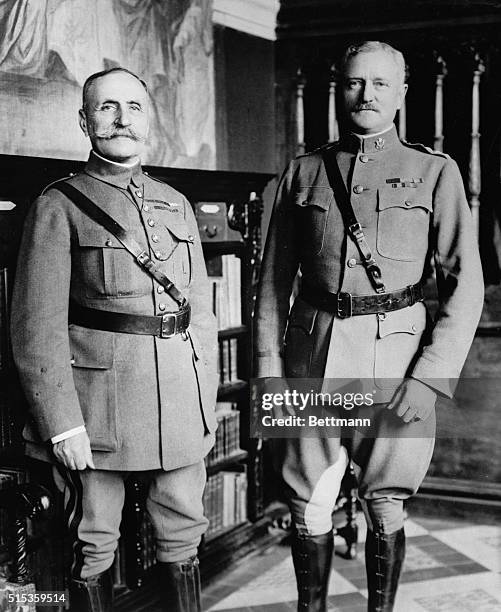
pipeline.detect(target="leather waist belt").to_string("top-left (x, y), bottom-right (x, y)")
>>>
top-left (69, 300), bottom-right (191, 338)
top-left (300, 281), bottom-right (424, 318)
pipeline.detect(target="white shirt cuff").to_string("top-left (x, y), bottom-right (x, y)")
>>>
top-left (51, 426), bottom-right (86, 444)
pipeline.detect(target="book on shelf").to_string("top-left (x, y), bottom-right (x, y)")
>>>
top-left (208, 255), bottom-right (241, 330)
top-left (204, 468), bottom-right (248, 538)
top-left (218, 338), bottom-right (239, 385)
top-left (206, 403), bottom-right (241, 467)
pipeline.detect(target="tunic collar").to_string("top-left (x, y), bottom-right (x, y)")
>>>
top-left (340, 125), bottom-right (401, 154)
top-left (84, 150), bottom-right (144, 189)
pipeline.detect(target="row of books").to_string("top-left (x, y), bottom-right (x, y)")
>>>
top-left (206, 403), bottom-right (241, 467)
top-left (209, 255), bottom-right (242, 329)
top-left (204, 470), bottom-right (248, 538)
top-left (218, 338), bottom-right (238, 384)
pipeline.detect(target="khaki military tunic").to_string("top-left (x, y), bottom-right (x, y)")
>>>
top-left (11, 151), bottom-right (218, 471)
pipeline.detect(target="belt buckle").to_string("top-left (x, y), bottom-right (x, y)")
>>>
top-left (337, 292), bottom-right (352, 318)
top-left (160, 313), bottom-right (176, 338)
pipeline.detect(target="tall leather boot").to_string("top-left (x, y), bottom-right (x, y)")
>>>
top-left (158, 555), bottom-right (202, 612)
top-left (291, 529), bottom-right (334, 612)
top-left (69, 568), bottom-right (113, 612)
top-left (365, 527), bottom-right (406, 612)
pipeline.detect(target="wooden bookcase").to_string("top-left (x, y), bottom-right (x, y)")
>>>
top-left (0, 154), bottom-right (277, 599)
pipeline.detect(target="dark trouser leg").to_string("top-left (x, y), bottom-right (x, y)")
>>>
top-left (147, 461), bottom-right (208, 612)
top-left (69, 569), bottom-right (113, 612)
top-left (157, 556), bottom-right (201, 612)
top-left (365, 527), bottom-right (405, 612)
top-left (291, 529), bottom-right (334, 612)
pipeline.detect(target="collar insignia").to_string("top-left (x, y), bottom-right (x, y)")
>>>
top-left (375, 138), bottom-right (385, 151)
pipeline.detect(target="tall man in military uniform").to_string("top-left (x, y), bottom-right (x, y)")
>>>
top-left (11, 67), bottom-right (218, 612)
top-left (254, 42), bottom-right (484, 611)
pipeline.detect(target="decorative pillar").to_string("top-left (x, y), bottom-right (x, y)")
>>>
top-left (295, 68), bottom-right (306, 155)
top-left (434, 55), bottom-right (447, 151)
top-left (469, 53), bottom-right (485, 238)
top-left (328, 63), bottom-right (339, 143)
top-left (398, 64), bottom-right (409, 140)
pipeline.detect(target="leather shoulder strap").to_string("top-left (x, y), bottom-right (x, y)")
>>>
top-left (53, 182), bottom-right (187, 306)
top-left (321, 148), bottom-right (386, 294)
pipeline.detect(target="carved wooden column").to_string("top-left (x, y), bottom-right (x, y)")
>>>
top-left (398, 65), bottom-right (409, 140)
top-left (434, 55), bottom-right (447, 152)
top-left (328, 64), bottom-right (339, 142)
top-left (295, 68), bottom-right (306, 155)
top-left (469, 53), bottom-right (485, 238)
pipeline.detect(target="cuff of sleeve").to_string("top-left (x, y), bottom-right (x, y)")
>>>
top-left (51, 425), bottom-right (86, 444)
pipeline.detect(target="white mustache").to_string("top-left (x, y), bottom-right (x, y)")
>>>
top-left (94, 127), bottom-right (145, 142)
top-left (355, 105), bottom-right (378, 112)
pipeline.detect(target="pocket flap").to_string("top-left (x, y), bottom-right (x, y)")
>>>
top-left (294, 187), bottom-right (333, 211)
top-left (164, 220), bottom-right (194, 243)
top-left (69, 325), bottom-right (114, 369)
top-left (287, 297), bottom-right (318, 335)
top-left (378, 187), bottom-right (433, 213)
top-left (77, 226), bottom-right (124, 249)
top-left (377, 304), bottom-right (427, 339)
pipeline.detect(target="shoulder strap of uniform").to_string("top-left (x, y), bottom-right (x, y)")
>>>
top-left (401, 141), bottom-right (451, 159)
top-left (41, 174), bottom-right (78, 196)
top-left (52, 182), bottom-right (187, 307)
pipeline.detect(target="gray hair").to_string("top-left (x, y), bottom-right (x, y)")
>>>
top-left (340, 41), bottom-right (406, 84)
top-left (82, 67), bottom-right (148, 111)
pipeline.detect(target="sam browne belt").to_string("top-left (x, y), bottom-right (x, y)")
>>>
top-left (69, 300), bottom-right (191, 338)
top-left (300, 281), bottom-right (423, 318)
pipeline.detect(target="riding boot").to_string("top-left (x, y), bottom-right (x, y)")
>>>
top-left (291, 529), bottom-right (334, 612)
top-left (365, 527), bottom-right (406, 612)
top-left (158, 556), bottom-right (202, 612)
top-left (69, 568), bottom-right (113, 612)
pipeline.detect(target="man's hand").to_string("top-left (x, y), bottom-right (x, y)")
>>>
top-left (386, 379), bottom-right (437, 423)
top-left (53, 431), bottom-right (95, 470)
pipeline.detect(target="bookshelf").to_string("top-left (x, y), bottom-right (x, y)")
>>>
top-left (0, 153), bottom-right (276, 598)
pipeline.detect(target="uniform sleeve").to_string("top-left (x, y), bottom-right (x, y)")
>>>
top-left (10, 194), bottom-right (85, 441)
top-left (253, 161), bottom-right (301, 378)
top-left (410, 158), bottom-right (484, 397)
top-left (183, 199), bottom-right (218, 382)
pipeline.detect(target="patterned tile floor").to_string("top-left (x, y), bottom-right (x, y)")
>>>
top-left (202, 513), bottom-right (501, 612)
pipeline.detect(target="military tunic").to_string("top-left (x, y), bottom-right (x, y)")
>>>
top-left (12, 151), bottom-right (218, 472)
top-left (254, 126), bottom-right (484, 536)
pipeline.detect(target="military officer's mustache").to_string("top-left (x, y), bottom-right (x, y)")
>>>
top-left (94, 127), bottom-right (145, 142)
top-left (354, 104), bottom-right (378, 112)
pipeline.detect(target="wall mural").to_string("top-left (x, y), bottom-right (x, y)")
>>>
top-left (0, 0), bottom-right (215, 169)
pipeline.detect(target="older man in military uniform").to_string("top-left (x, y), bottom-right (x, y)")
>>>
top-left (11, 67), bottom-right (217, 612)
top-left (254, 41), bottom-right (484, 611)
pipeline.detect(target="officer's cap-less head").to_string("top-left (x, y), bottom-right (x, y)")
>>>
top-left (340, 41), bottom-right (408, 136)
top-left (79, 67), bottom-right (150, 165)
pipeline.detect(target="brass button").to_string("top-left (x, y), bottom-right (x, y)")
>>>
top-left (143, 204), bottom-right (149, 212)
top-left (158, 303), bottom-right (166, 311)
top-left (377, 312), bottom-right (386, 321)
top-left (359, 155), bottom-right (369, 163)
top-left (353, 185), bottom-right (364, 194)
top-left (411, 324), bottom-right (417, 332)
top-left (157, 286), bottom-right (165, 294)
top-left (147, 219), bottom-right (155, 227)
top-left (151, 234), bottom-right (160, 243)
top-left (405, 200), bottom-right (412, 207)
top-left (136, 190), bottom-right (143, 198)
top-left (105, 239), bottom-right (113, 247)
top-left (70, 358), bottom-right (75, 365)
top-left (155, 251), bottom-right (165, 259)
top-left (188, 234), bottom-right (194, 242)
top-left (347, 258), bottom-right (357, 268)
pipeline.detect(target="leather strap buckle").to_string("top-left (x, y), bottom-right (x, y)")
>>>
top-left (160, 313), bottom-right (177, 338)
top-left (337, 292), bottom-right (352, 318)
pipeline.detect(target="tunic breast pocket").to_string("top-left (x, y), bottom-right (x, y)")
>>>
top-left (162, 220), bottom-right (195, 289)
top-left (75, 226), bottom-right (149, 299)
top-left (293, 187), bottom-right (333, 256)
top-left (376, 187), bottom-right (432, 262)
